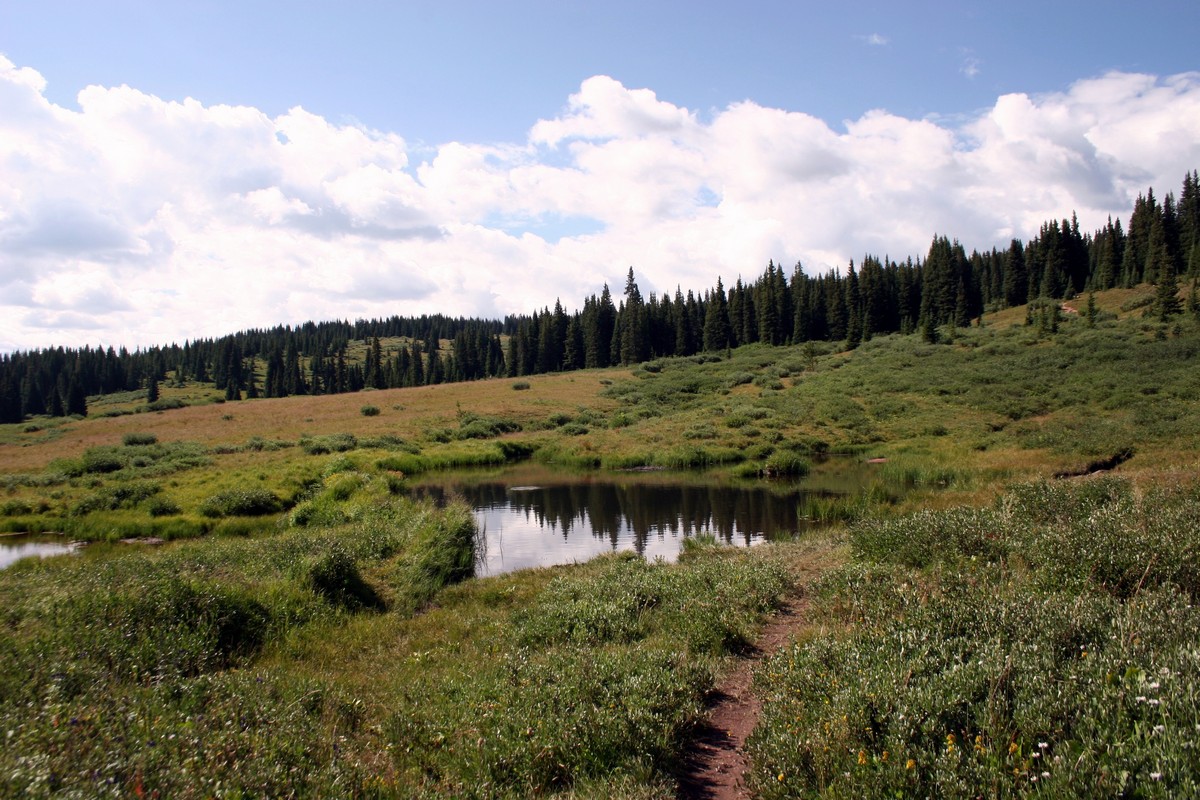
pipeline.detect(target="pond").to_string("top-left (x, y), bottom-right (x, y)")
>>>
top-left (406, 459), bottom-right (893, 576)
top-left (0, 535), bottom-right (80, 570)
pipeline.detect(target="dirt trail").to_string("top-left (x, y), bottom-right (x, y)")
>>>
top-left (676, 595), bottom-right (810, 800)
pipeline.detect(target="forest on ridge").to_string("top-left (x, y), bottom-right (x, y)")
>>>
top-left (2, 170), bottom-right (1198, 424)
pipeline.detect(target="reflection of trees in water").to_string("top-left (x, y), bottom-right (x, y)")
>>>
top-left (409, 480), bottom-right (810, 554)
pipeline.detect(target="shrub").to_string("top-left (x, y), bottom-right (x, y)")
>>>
top-left (300, 433), bottom-right (358, 455)
top-left (146, 397), bottom-right (186, 412)
top-left (360, 405), bottom-right (380, 417)
top-left (146, 496), bottom-right (182, 517)
top-left (122, 432), bottom-right (158, 446)
top-left (308, 546), bottom-right (385, 612)
top-left (763, 451), bottom-right (810, 477)
top-left (456, 414), bottom-right (522, 440)
top-left (512, 381), bottom-right (531, 391)
top-left (198, 489), bottom-right (282, 518)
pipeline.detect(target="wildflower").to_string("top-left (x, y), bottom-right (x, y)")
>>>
top-left (1042, 771), bottom-right (1050, 778)
top-left (1038, 742), bottom-right (1048, 750)
top-left (1151, 772), bottom-right (1162, 781)
top-left (1009, 742), bottom-right (1019, 755)
top-left (777, 773), bottom-right (785, 782)
top-left (906, 758), bottom-right (916, 770)
top-left (858, 750), bottom-right (868, 765)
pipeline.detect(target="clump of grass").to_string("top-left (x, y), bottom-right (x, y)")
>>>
top-left (455, 413), bottom-right (522, 440)
top-left (300, 433), bottom-right (358, 455)
top-left (307, 545), bottom-right (385, 612)
top-left (122, 432), bottom-right (158, 446)
top-left (198, 488), bottom-right (282, 518)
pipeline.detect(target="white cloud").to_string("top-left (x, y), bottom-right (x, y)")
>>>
top-left (857, 33), bottom-right (889, 46)
top-left (2, 53), bottom-right (1200, 351)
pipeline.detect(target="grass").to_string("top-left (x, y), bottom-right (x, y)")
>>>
top-left (2, 286), bottom-right (1200, 796)
top-left (747, 476), bottom-right (1200, 799)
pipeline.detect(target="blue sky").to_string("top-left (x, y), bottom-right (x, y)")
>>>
top-left (7, 1), bottom-right (1197, 143)
top-left (1, 1), bottom-right (1199, 349)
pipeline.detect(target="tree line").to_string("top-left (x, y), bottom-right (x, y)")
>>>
top-left (2, 170), bottom-right (1197, 424)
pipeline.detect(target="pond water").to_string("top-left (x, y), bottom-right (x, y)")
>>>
top-left (407, 459), bottom-right (891, 576)
top-left (0, 536), bottom-right (79, 570)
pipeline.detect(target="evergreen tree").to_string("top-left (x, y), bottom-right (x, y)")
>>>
top-left (65, 378), bottom-right (87, 416)
top-left (702, 278), bottom-right (731, 351)
top-left (146, 377), bottom-right (160, 404)
top-left (246, 359), bottom-right (260, 399)
top-left (0, 377), bottom-right (21, 424)
top-left (1155, 261), bottom-right (1182, 321)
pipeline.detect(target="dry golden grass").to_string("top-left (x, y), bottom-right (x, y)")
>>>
top-left (0, 370), bottom-right (629, 474)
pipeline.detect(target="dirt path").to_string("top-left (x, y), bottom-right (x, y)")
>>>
top-left (676, 595), bottom-right (810, 800)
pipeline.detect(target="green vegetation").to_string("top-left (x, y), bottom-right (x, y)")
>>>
top-left (3, 281), bottom-right (1200, 796)
top-left (749, 477), bottom-right (1200, 798)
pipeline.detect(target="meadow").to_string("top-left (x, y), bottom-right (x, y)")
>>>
top-left (1, 286), bottom-right (1198, 797)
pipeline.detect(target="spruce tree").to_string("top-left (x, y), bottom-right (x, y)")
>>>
top-left (146, 378), bottom-right (160, 404)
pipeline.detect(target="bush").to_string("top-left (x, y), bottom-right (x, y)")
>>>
top-left (360, 405), bottom-right (380, 417)
top-left (146, 496), bottom-right (182, 517)
top-left (763, 451), bottom-right (810, 477)
top-left (300, 433), bottom-right (358, 455)
top-left (512, 381), bottom-right (531, 391)
top-left (122, 432), bottom-right (158, 446)
top-left (456, 414), bottom-right (522, 440)
top-left (146, 397), bottom-right (186, 412)
top-left (308, 546), bottom-right (385, 612)
top-left (198, 489), bottom-right (282, 518)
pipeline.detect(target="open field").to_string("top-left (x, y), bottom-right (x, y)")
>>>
top-left (1, 287), bottom-right (1199, 797)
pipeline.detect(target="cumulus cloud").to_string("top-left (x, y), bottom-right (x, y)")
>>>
top-left (2, 53), bottom-right (1200, 351)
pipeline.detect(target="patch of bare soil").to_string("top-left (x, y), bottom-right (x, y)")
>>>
top-left (676, 595), bottom-right (810, 800)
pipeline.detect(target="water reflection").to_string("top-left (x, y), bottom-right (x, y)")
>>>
top-left (0, 536), bottom-right (78, 570)
top-left (407, 463), bottom-right (873, 576)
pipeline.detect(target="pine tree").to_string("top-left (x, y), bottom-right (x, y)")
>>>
top-left (146, 378), bottom-right (160, 404)
top-left (702, 278), bottom-right (731, 351)
top-left (246, 358), bottom-right (260, 398)
top-left (1155, 261), bottom-right (1182, 321)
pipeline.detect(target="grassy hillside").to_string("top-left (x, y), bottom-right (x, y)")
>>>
top-left (1, 287), bottom-right (1198, 797)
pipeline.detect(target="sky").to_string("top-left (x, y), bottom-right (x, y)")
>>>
top-left (2, 1), bottom-right (1199, 352)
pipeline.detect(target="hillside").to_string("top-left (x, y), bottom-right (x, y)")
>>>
top-left (0, 289), bottom-right (1198, 797)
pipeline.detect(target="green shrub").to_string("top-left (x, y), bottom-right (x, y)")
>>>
top-left (512, 381), bottom-right (531, 391)
top-left (0, 500), bottom-right (33, 517)
top-left (122, 432), bottom-right (158, 446)
top-left (300, 433), bottom-right (358, 455)
top-left (198, 489), bottom-right (282, 518)
top-left (308, 546), bottom-right (385, 612)
top-left (455, 414), bottom-right (522, 440)
top-left (146, 397), bottom-right (186, 412)
top-left (360, 405), bottom-right (380, 417)
top-left (763, 451), bottom-right (810, 477)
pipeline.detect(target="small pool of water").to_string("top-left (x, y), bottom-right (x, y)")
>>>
top-left (0, 536), bottom-right (79, 570)
top-left (407, 460), bottom-right (893, 576)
